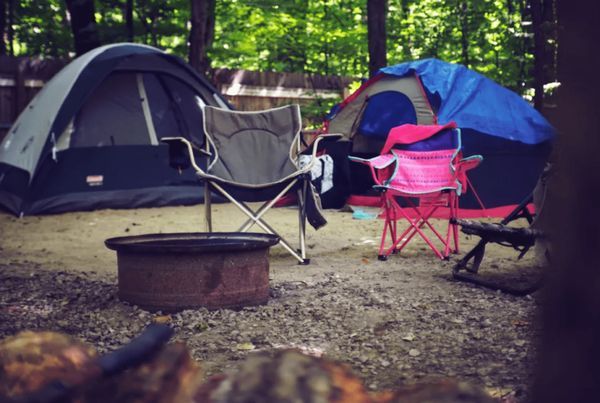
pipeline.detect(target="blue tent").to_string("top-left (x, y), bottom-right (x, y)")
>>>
top-left (325, 58), bottom-right (555, 215)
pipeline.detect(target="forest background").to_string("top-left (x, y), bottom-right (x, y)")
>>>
top-left (0, 0), bottom-right (557, 120)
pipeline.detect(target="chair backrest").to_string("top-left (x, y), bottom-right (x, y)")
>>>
top-left (203, 105), bottom-right (301, 185)
top-left (381, 122), bottom-right (457, 154)
top-left (384, 124), bottom-right (462, 194)
top-left (388, 148), bottom-right (460, 194)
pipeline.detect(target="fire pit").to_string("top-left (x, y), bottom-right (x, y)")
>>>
top-left (105, 232), bottom-right (279, 312)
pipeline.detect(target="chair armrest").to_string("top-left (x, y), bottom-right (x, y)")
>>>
top-left (300, 131), bottom-right (343, 149)
top-left (349, 154), bottom-right (397, 187)
top-left (161, 137), bottom-right (211, 156)
top-left (454, 155), bottom-right (483, 193)
top-left (161, 136), bottom-right (209, 175)
top-left (315, 133), bottom-right (344, 141)
top-left (457, 155), bottom-right (483, 172)
top-left (301, 133), bottom-right (344, 153)
top-left (297, 133), bottom-right (345, 173)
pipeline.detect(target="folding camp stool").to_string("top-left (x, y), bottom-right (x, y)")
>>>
top-left (453, 194), bottom-right (536, 272)
top-left (453, 161), bottom-right (552, 272)
top-left (451, 193), bottom-right (548, 294)
top-left (163, 104), bottom-right (339, 264)
top-left (350, 122), bottom-right (482, 260)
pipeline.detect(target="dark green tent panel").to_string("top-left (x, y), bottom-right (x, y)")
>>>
top-left (0, 43), bottom-right (230, 216)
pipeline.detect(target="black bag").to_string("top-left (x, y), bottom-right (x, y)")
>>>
top-left (301, 139), bottom-right (352, 209)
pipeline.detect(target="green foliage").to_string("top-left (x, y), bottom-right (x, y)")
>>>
top-left (8, 0), bottom-right (535, 92)
top-left (210, 0), bottom-right (368, 76)
top-left (386, 0), bottom-right (532, 91)
top-left (12, 1), bottom-right (72, 57)
top-left (301, 95), bottom-right (343, 129)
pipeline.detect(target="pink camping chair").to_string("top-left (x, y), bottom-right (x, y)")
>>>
top-left (350, 122), bottom-right (482, 260)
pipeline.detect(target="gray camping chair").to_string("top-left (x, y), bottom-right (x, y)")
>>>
top-left (163, 104), bottom-right (339, 264)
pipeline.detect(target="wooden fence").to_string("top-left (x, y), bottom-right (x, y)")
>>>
top-left (0, 55), bottom-right (356, 141)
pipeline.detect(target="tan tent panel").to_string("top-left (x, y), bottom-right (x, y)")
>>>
top-left (327, 75), bottom-right (436, 153)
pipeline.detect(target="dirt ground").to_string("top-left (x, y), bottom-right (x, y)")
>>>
top-left (0, 203), bottom-right (544, 400)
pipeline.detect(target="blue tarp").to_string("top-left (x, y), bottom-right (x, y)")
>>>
top-left (380, 59), bottom-right (555, 145)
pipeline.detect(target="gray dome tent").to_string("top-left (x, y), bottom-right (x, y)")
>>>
top-left (0, 43), bottom-right (230, 216)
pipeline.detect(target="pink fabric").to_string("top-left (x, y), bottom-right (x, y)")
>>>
top-left (455, 157), bottom-right (482, 191)
top-left (349, 154), bottom-right (397, 186)
top-left (387, 149), bottom-right (458, 194)
top-left (381, 121), bottom-right (457, 154)
top-left (359, 154), bottom-right (396, 169)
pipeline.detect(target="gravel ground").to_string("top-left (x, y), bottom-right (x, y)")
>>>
top-left (0, 204), bottom-right (544, 400)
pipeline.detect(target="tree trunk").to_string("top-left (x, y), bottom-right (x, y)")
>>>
top-left (0, 0), bottom-right (6, 55)
top-left (367, 0), bottom-right (387, 77)
top-left (292, 0), bottom-right (309, 73)
top-left (459, 1), bottom-right (470, 67)
top-left (7, 0), bottom-right (14, 56)
top-left (532, 0), bottom-right (600, 401)
top-left (530, 0), bottom-right (545, 111)
top-left (125, 0), bottom-right (134, 42)
top-left (65, 0), bottom-right (101, 56)
top-left (323, 2), bottom-right (331, 75)
top-left (517, 0), bottom-right (529, 89)
top-left (542, 0), bottom-right (557, 84)
top-left (189, 0), bottom-right (216, 75)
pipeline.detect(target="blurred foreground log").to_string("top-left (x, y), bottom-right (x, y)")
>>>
top-left (0, 331), bottom-right (98, 399)
top-left (0, 331), bottom-right (496, 403)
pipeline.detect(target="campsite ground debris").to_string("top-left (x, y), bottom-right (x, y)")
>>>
top-left (0, 205), bottom-right (543, 400)
top-left (0, 267), bottom-right (541, 399)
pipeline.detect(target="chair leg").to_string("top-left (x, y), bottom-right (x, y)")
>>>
top-left (377, 192), bottom-right (463, 260)
top-left (452, 193), bottom-right (460, 253)
top-left (397, 205), bottom-right (444, 252)
top-left (235, 199), bottom-right (307, 264)
top-left (453, 240), bottom-right (487, 274)
top-left (378, 195), bottom-right (395, 260)
top-left (237, 180), bottom-right (298, 233)
top-left (204, 183), bottom-right (212, 232)
top-left (208, 180), bottom-right (307, 264)
top-left (389, 197), bottom-right (448, 259)
top-left (296, 181), bottom-right (309, 264)
top-left (444, 193), bottom-right (454, 257)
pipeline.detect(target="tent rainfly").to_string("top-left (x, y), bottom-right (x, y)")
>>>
top-left (324, 58), bottom-right (555, 216)
top-left (0, 43), bottom-right (230, 216)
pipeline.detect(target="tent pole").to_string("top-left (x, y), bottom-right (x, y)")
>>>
top-left (136, 74), bottom-right (159, 145)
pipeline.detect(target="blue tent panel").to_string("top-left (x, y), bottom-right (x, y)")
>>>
top-left (358, 91), bottom-right (417, 139)
top-left (380, 59), bottom-right (555, 145)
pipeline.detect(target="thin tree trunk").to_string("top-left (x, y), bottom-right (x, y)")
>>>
top-left (530, 0), bottom-right (545, 111)
top-left (65, 0), bottom-right (101, 56)
top-left (367, 0), bottom-right (387, 77)
top-left (7, 0), bottom-right (14, 56)
top-left (542, 0), bottom-right (557, 84)
top-left (459, 1), bottom-right (470, 67)
top-left (0, 0), bottom-right (6, 55)
top-left (294, 0), bottom-right (309, 73)
top-left (125, 0), bottom-right (134, 42)
top-left (189, 0), bottom-right (215, 75)
top-left (323, 2), bottom-right (330, 75)
top-left (517, 0), bottom-right (530, 90)
top-left (507, 0), bottom-right (514, 13)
